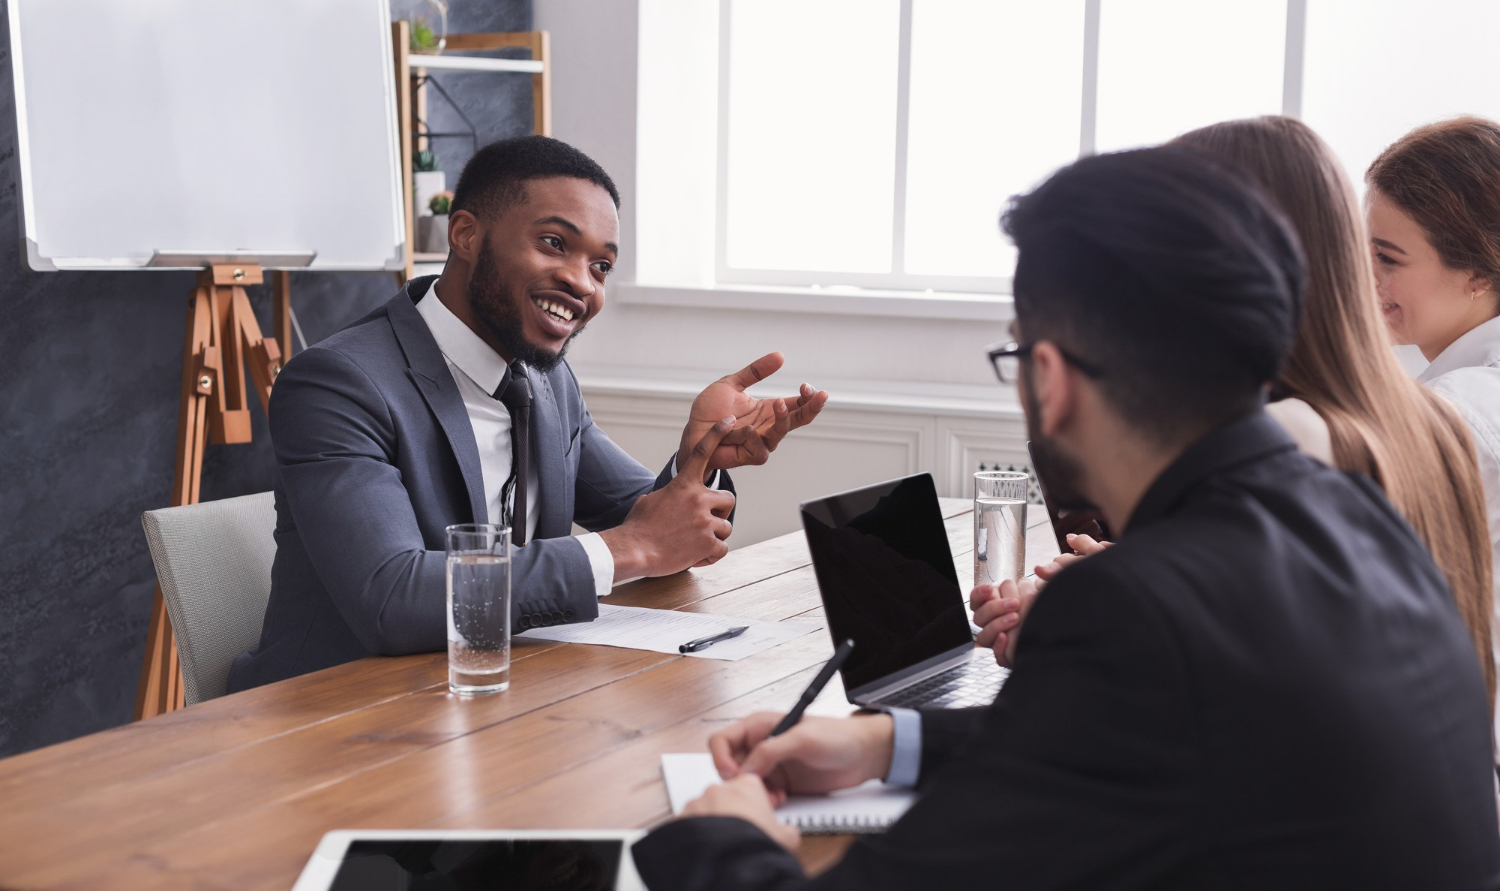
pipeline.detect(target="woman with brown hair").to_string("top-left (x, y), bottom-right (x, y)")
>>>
top-left (1364, 115), bottom-right (1500, 733)
top-left (1166, 117), bottom-right (1497, 717)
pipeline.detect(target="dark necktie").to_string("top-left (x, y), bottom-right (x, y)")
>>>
top-left (493, 364), bottom-right (533, 546)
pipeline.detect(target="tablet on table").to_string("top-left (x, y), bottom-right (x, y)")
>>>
top-left (292, 829), bottom-right (648, 891)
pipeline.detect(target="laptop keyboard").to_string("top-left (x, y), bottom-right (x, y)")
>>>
top-left (875, 657), bottom-right (1009, 710)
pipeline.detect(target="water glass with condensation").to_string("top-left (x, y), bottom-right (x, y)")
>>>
top-left (974, 471), bottom-right (1028, 588)
top-left (445, 523), bottom-right (512, 695)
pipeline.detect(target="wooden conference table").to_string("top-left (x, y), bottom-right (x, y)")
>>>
top-left (0, 500), bottom-right (1059, 890)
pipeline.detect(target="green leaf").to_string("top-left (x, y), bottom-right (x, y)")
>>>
top-left (408, 16), bottom-right (438, 52)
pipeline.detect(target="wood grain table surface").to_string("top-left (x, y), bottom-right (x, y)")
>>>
top-left (0, 498), bottom-right (1059, 890)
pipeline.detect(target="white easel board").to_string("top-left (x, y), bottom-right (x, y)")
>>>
top-left (8, 0), bottom-right (406, 271)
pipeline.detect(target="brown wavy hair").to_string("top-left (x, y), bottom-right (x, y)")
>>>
top-left (1366, 116), bottom-right (1500, 294)
top-left (1176, 116), bottom-right (1496, 707)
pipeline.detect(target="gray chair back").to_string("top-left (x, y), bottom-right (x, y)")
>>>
top-left (141, 492), bottom-right (276, 705)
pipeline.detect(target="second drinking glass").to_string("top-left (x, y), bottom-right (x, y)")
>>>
top-left (974, 471), bottom-right (1028, 588)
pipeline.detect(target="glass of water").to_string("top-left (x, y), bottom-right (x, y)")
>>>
top-left (974, 471), bottom-right (1028, 588)
top-left (445, 523), bottom-right (512, 695)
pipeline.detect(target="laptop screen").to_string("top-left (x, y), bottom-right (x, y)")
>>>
top-left (800, 474), bottom-right (973, 694)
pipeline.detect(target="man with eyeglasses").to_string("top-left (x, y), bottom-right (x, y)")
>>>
top-left (630, 147), bottom-right (1500, 889)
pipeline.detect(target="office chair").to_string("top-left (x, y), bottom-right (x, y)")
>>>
top-left (140, 491), bottom-right (276, 705)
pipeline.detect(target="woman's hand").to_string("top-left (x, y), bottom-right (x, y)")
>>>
top-left (972, 533), bottom-right (1114, 665)
top-left (1033, 533), bottom-right (1112, 582)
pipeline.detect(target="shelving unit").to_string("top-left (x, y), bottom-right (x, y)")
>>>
top-left (390, 23), bottom-right (552, 282)
top-left (412, 54), bottom-right (544, 74)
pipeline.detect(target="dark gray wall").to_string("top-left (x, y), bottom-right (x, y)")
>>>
top-left (0, 0), bottom-right (532, 757)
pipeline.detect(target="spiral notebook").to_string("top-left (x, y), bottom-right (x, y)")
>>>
top-left (661, 753), bottom-right (914, 835)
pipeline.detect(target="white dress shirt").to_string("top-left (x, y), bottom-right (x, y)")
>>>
top-left (415, 286), bottom-right (616, 598)
top-left (1418, 313), bottom-right (1500, 756)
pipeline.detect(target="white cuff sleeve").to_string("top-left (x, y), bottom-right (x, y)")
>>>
top-left (670, 454), bottom-right (721, 490)
top-left (884, 707), bottom-right (923, 787)
top-left (576, 532), bottom-right (616, 599)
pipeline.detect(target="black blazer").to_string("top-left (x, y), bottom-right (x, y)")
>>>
top-left (634, 412), bottom-right (1500, 890)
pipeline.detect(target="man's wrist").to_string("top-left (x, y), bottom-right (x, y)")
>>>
top-left (848, 712), bottom-right (895, 783)
top-left (599, 527), bottom-right (649, 581)
top-left (575, 533), bottom-right (617, 599)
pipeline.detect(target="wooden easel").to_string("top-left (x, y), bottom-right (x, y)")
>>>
top-left (134, 264), bottom-right (288, 719)
top-left (135, 24), bottom-right (552, 715)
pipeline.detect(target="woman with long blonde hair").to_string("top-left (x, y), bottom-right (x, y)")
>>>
top-left (1171, 117), bottom-right (1496, 718)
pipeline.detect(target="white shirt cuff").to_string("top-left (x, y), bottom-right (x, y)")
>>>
top-left (884, 707), bottom-right (922, 786)
top-left (576, 532), bottom-right (615, 599)
top-left (671, 454), bottom-right (721, 490)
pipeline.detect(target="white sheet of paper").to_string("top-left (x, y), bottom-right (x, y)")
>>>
top-left (519, 604), bottom-right (819, 661)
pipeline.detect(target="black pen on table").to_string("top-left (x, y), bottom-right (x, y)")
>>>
top-left (679, 625), bottom-right (749, 653)
top-left (769, 639), bottom-right (856, 737)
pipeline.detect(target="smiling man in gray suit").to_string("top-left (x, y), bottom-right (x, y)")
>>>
top-left (227, 137), bottom-right (828, 692)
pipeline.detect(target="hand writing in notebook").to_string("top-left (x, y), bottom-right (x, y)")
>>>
top-left (681, 775), bottom-right (801, 852)
top-left (712, 712), bottom-right (895, 798)
top-left (673, 711), bottom-right (897, 850)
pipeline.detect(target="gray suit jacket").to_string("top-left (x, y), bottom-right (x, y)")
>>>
top-left (227, 278), bottom-right (726, 692)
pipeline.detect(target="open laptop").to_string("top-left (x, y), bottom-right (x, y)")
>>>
top-left (800, 473), bottom-right (1007, 710)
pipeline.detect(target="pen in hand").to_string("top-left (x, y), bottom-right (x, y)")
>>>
top-left (769, 639), bottom-right (856, 737)
top-left (680, 625), bottom-right (750, 654)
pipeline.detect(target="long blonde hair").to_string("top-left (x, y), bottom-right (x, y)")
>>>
top-left (1176, 116), bottom-right (1496, 706)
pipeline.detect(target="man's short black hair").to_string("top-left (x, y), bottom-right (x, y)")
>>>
top-left (451, 135), bottom-right (620, 220)
top-left (1001, 146), bottom-right (1305, 441)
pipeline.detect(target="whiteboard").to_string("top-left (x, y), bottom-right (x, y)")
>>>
top-left (8, 0), bottom-right (406, 271)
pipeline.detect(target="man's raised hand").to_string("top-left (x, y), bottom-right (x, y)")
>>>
top-left (679, 352), bottom-right (830, 475)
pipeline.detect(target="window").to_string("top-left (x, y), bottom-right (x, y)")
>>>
top-left (903, 2), bottom-right (1084, 280)
top-left (721, 1), bottom-right (901, 276)
top-left (714, 0), bottom-right (1500, 297)
top-left (1093, 1), bottom-right (1286, 153)
top-left (1299, 0), bottom-right (1500, 196)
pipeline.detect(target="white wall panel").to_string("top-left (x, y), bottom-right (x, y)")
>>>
top-left (938, 418), bottom-right (1032, 502)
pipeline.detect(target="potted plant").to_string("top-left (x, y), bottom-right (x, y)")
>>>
top-left (408, 6), bottom-right (446, 55)
top-left (413, 149), bottom-right (445, 223)
top-left (424, 190), bottom-right (454, 254)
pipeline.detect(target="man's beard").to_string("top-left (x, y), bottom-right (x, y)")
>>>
top-left (467, 239), bottom-right (586, 372)
top-left (1021, 370), bottom-right (1092, 512)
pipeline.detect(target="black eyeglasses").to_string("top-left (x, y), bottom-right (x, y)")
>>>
top-left (985, 341), bottom-right (1104, 384)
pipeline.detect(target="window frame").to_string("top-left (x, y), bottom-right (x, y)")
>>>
top-left (712, 0), bottom-right (1310, 297)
